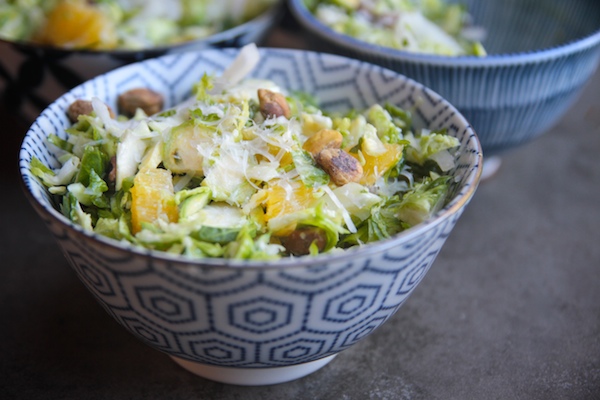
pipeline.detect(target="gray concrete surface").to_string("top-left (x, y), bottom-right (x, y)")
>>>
top-left (1, 17), bottom-right (599, 400)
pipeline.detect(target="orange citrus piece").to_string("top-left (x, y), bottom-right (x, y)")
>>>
top-left (264, 182), bottom-right (319, 222)
top-left (261, 144), bottom-right (293, 169)
top-left (35, 0), bottom-right (117, 49)
top-left (130, 168), bottom-right (178, 234)
top-left (354, 143), bottom-right (404, 186)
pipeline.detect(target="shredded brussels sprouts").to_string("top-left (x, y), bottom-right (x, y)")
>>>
top-left (32, 45), bottom-right (461, 260)
top-left (0, 0), bottom-right (276, 49)
top-left (307, 0), bottom-right (486, 56)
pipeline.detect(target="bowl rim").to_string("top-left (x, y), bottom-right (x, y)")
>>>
top-left (19, 46), bottom-right (483, 271)
top-left (0, 2), bottom-right (282, 56)
top-left (287, 0), bottom-right (600, 67)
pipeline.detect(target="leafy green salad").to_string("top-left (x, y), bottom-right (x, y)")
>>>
top-left (305, 0), bottom-right (486, 56)
top-left (0, 0), bottom-right (275, 50)
top-left (31, 45), bottom-right (461, 260)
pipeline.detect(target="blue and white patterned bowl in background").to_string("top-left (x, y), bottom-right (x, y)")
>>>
top-left (288, 0), bottom-right (600, 157)
top-left (19, 48), bottom-right (482, 385)
top-left (0, 3), bottom-right (282, 124)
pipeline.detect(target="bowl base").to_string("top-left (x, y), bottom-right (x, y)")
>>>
top-left (170, 354), bottom-right (337, 386)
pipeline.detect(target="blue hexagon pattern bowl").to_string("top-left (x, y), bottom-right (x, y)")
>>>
top-left (19, 47), bottom-right (482, 385)
top-left (288, 0), bottom-right (600, 158)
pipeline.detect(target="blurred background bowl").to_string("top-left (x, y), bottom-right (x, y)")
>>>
top-left (0, 1), bottom-right (283, 123)
top-left (20, 47), bottom-right (482, 385)
top-left (288, 0), bottom-right (600, 162)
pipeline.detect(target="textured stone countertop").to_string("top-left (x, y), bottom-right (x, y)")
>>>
top-left (2, 13), bottom-right (600, 400)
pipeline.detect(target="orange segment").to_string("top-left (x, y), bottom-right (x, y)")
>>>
top-left (264, 182), bottom-right (318, 222)
top-left (353, 143), bottom-right (404, 185)
top-left (264, 144), bottom-right (293, 168)
top-left (35, 0), bottom-right (117, 49)
top-left (278, 152), bottom-right (293, 169)
top-left (130, 168), bottom-right (178, 234)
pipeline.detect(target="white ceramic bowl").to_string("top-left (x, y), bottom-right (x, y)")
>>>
top-left (20, 47), bottom-right (482, 385)
top-left (288, 0), bottom-right (600, 159)
top-left (0, 2), bottom-right (282, 122)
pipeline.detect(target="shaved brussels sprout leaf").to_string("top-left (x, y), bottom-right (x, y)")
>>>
top-left (292, 150), bottom-right (330, 188)
top-left (405, 130), bottom-right (460, 172)
top-left (67, 169), bottom-right (109, 208)
top-left (397, 175), bottom-right (452, 226)
top-left (225, 224), bottom-right (282, 260)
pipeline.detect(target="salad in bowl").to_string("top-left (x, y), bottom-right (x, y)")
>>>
top-left (304, 0), bottom-right (486, 56)
top-left (0, 0), bottom-right (277, 50)
top-left (30, 44), bottom-right (463, 260)
top-left (20, 45), bottom-right (482, 384)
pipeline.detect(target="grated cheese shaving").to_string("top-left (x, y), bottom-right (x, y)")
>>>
top-left (322, 185), bottom-right (357, 233)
